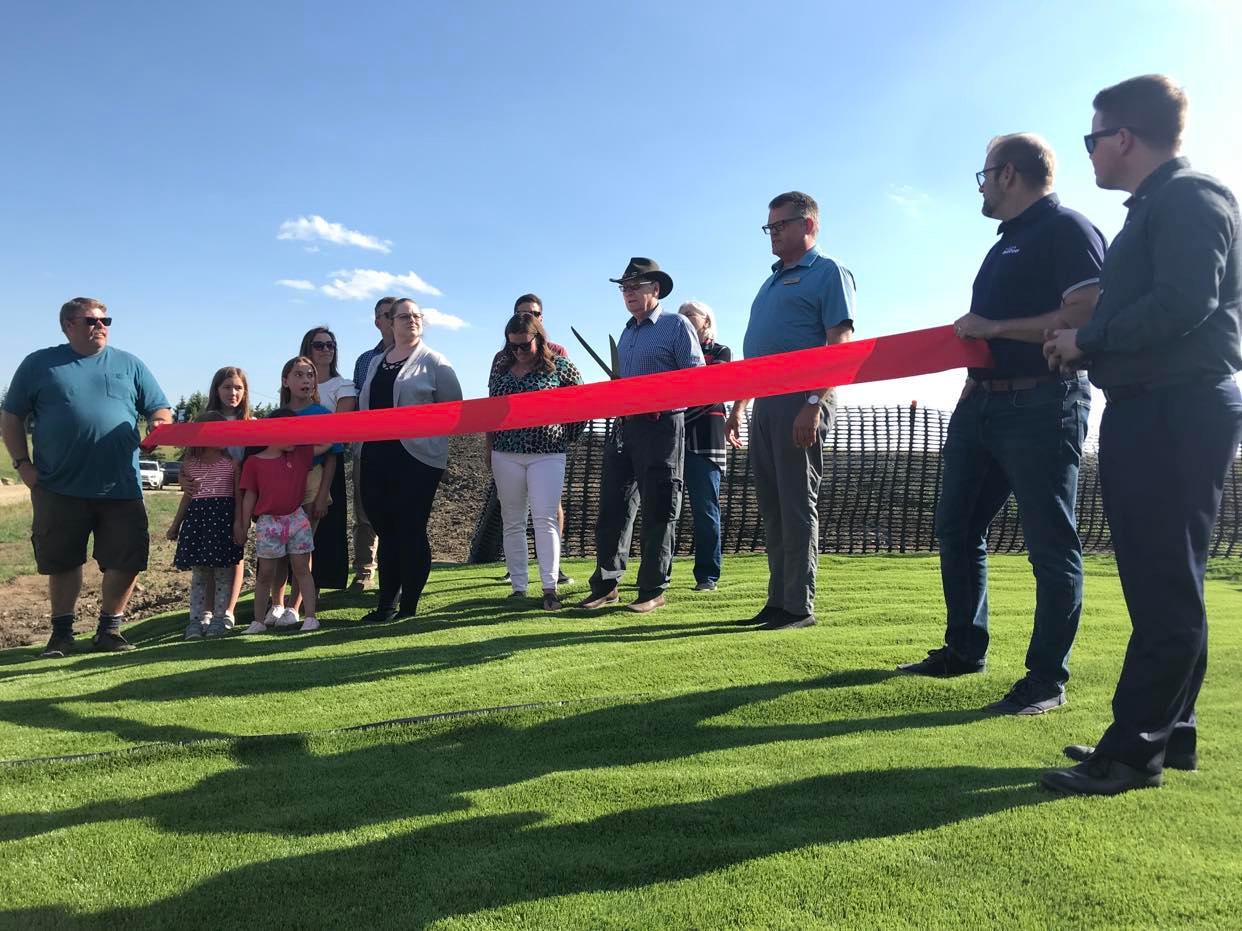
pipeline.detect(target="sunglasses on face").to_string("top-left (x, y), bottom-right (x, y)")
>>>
top-left (1083, 127), bottom-right (1127, 154)
top-left (310, 340), bottom-right (336, 351)
top-left (73, 316), bottom-right (112, 328)
top-left (508, 337), bottom-right (536, 352)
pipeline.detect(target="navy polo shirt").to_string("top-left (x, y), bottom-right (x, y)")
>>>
top-left (968, 194), bottom-right (1107, 379)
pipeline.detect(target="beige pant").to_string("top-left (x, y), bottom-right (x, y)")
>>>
top-left (351, 448), bottom-right (378, 577)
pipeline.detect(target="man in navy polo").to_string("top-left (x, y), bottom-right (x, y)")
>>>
top-left (898, 134), bottom-right (1107, 717)
top-left (578, 258), bottom-right (704, 614)
top-left (725, 191), bottom-right (856, 631)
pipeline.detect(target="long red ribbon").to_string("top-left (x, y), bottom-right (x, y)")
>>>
top-left (143, 325), bottom-right (991, 449)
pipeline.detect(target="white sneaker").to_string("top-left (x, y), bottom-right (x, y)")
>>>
top-left (244, 620), bottom-right (269, 635)
top-left (264, 605), bottom-right (286, 625)
top-left (299, 616), bottom-right (320, 632)
top-left (274, 608), bottom-right (301, 628)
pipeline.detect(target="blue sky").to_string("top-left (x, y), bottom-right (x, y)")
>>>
top-left (2, 1), bottom-right (1239, 419)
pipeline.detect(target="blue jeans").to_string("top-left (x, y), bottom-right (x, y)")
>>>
top-left (683, 451), bottom-right (722, 584)
top-left (935, 377), bottom-right (1091, 687)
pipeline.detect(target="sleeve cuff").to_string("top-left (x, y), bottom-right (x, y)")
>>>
top-left (1075, 324), bottom-right (1104, 356)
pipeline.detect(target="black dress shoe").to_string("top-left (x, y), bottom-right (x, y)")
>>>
top-left (897, 646), bottom-right (984, 678)
top-left (982, 677), bottom-right (1066, 715)
top-left (360, 607), bottom-right (399, 624)
top-left (760, 611), bottom-right (817, 630)
top-left (735, 605), bottom-right (782, 626)
top-left (1064, 744), bottom-right (1198, 772)
top-left (1041, 757), bottom-right (1162, 796)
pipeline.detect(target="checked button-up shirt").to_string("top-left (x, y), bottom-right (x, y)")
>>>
top-left (616, 305), bottom-right (705, 412)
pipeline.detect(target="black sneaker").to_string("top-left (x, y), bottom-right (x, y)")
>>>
top-left (557, 569), bottom-right (574, 586)
top-left (897, 646), bottom-right (984, 678)
top-left (983, 677), bottom-right (1066, 715)
top-left (360, 607), bottom-right (399, 624)
top-left (693, 580), bottom-right (718, 592)
top-left (760, 611), bottom-right (817, 631)
top-left (735, 604), bottom-right (782, 626)
top-left (39, 634), bottom-right (76, 658)
top-left (500, 571), bottom-right (512, 583)
top-left (92, 630), bottom-right (136, 652)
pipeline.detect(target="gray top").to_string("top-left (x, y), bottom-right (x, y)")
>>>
top-left (1077, 157), bottom-right (1241, 388)
top-left (359, 342), bottom-right (463, 469)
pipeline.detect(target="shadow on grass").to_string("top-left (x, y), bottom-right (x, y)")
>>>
top-left (0, 674), bottom-right (1043, 928)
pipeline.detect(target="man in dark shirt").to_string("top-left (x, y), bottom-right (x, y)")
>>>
top-left (898, 134), bottom-right (1106, 719)
top-left (1042, 76), bottom-right (1242, 796)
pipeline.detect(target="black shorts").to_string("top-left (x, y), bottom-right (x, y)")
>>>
top-left (30, 486), bottom-right (149, 574)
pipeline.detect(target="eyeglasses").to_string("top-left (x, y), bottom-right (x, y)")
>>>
top-left (618, 281), bottom-right (653, 293)
top-left (508, 338), bottom-right (536, 352)
top-left (761, 216), bottom-right (805, 235)
top-left (73, 316), bottom-right (112, 328)
top-left (310, 340), bottom-right (336, 351)
top-left (1083, 126), bottom-right (1136, 154)
top-left (975, 165), bottom-right (1006, 186)
top-left (390, 312), bottom-right (423, 324)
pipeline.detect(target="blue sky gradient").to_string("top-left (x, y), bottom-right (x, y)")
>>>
top-left (2, 1), bottom-right (1238, 415)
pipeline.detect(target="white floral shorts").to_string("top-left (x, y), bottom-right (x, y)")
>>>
top-left (255, 510), bottom-right (315, 559)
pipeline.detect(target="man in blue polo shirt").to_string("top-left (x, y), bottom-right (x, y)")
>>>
top-left (725, 191), bottom-right (856, 631)
top-left (578, 258), bottom-right (704, 613)
top-left (897, 134), bottom-right (1107, 717)
top-left (2, 297), bottom-right (170, 657)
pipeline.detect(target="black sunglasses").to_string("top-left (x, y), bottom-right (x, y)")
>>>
top-left (1083, 126), bottom-right (1145, 154)
top-left (508, 338), bottom-right (536, 352)
top-left (73, 316), bottom-right (112, 328)
top-left (310, 340), bottom-right (336, 351)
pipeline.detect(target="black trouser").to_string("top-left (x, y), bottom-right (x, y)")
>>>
top-left (1094, 378), bottom-right (1242, 774)
top-left (588, 413), bottom-right (684, 600)
top-left (359, 441), bottom-right (444, 616)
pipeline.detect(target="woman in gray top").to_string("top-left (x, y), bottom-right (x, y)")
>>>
top-left (357, 298), bottom-right (463, 621)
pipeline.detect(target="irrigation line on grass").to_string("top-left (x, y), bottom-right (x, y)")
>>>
top-left (0, 694), bottom-right (655, 768)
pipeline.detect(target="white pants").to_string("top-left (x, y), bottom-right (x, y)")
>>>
top-left (492, 451), bottom-right (566, 592)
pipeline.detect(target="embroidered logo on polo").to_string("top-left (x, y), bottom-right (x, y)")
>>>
top-left (783, 277), bottom-right (802, 285)
top-left (1001, 246), bottom-right (1021, 255)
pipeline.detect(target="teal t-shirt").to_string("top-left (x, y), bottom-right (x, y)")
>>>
top-left (3, 344), bottom-right (170, 499)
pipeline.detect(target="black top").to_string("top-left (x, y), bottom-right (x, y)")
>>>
top-left (1076, 157), bottom-right (1242, 388)
top-left (368, 358), bottom-right (402, 410)
top-left (684, 341), bottom-right (732, 471)
top-left (968, 194), bottom-right (1107, 379)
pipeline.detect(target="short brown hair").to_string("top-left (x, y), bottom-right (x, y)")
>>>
top-left (1093, 74), bottom-right (1186, 149)
top-left (513, 293), bottom-right (542, 312)
top-left (768, 191), bottom-right (819, 222)
top-left (374, 295), bottom-right (398, 314)
top-left (59, 297), bottom-right (106, 325)
top-left (987, 133), bottom-right (1056, 190)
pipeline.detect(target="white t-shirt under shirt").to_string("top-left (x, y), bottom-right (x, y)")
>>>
top-left (318, 375), bottom-right (358, 413)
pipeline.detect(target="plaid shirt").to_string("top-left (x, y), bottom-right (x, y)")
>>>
top-left (353, 340), bottom-right (386, 392)
top-left (617, 305), bottom-right (704, 378)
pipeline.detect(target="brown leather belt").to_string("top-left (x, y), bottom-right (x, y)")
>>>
top-left (977, 373), bottom-right (1081, 393)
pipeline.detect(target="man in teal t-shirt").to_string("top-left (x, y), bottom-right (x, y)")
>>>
top-left (1, 297), bottom-right (171, 657)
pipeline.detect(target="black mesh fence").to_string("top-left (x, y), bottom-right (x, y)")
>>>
top-left (469, 405), bottom-right (1242, 562)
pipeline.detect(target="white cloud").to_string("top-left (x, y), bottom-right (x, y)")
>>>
top-left (277, 215), bottom-right (392, 254)
top-left (320, 268), bottom-right (443, 300)
top-left (416, 307), bottom-right (469, 331)
top-left (275, 278), bottom-right (316, 291)
top-left (886, 185), bottom-right (932, 219)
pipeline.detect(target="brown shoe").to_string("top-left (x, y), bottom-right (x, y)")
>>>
top-left (627, 594), bottom-right (666, 613)
top-left (542, 592), bottom-right (563, 611)
top-left (576, 588), bottom-right (619, 610)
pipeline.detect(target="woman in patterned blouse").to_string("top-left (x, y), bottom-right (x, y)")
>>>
top-left (486, 312), bottom-right (584, 610)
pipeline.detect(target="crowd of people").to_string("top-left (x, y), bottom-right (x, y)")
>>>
top-left (2, 74), bottom-right (1239, 798)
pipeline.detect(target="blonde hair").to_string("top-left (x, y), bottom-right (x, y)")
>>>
top-left (678, 300), bottom-right (716, 342)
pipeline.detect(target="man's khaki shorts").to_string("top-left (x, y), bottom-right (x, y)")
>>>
top-left (30, 485), bottom-right (149, 575)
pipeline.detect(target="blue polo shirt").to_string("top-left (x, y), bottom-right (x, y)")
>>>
top-left (743, 246), bottom-right (856, 359)
top-left (3, 344), bottom-right (169, 499)
top-left (969, 194), bottom-right (1107, 379)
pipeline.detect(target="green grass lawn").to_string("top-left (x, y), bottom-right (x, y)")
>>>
top-left (1, 555), bottom-right (1240, 928)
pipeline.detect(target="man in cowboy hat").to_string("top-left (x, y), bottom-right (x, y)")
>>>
top-left (579, 258), bottom-right (705, 613)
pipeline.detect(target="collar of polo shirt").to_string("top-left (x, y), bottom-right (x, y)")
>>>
top-left (997, 193), bottom-right (1060, 234)
top-left (771, 245), bottom-right (822, 273)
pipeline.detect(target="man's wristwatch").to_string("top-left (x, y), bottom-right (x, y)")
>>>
top-left (12, 457), bottom-right (30, 470)
top-left (806, 394), bottom-right (821, 406)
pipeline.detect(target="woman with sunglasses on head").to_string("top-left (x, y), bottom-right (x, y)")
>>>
top-left (298, 326), bottom-right (355, 595)
top-left (486, 312), bottom-right (584, 610)
top-left (357, 299), bottom-right (463, 622)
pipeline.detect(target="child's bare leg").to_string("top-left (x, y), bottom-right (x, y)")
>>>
top-left (289, 554), bottom-right (316, 618)
top-left (253, 559), bottom-right (275, 626)
top-left (226, 561), bottom-right (245, 618)
top-left (270, 558), bottom-right (289, 612)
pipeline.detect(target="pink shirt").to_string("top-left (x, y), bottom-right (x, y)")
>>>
top-left (239, 447), bottom-right (314, 517)
top-left (183, 454), bottom-right (237, 499)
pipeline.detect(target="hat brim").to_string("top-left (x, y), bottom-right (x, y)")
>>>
top-left (608, 271), bottom-right (674, 299)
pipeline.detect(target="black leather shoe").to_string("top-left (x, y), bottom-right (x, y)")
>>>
top-left (360, 607), bottom-right (399, 623)
top-left (735, 605), bottom-right (782, 626)
top-left (1064, 744), bottom-right (1198, 772)
top-left (760, 611), bottom-right (817, 630)
top-left (1041, 757), bottom-right (1162, 796)
top-left (982, 677), bottom-right (1066, 715)
top-left (897, 646), bottom-right (984, 678)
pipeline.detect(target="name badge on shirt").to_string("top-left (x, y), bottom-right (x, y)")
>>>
top-left (783, 277), bottom-right (801, 285)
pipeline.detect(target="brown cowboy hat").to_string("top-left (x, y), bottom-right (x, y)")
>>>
top-left (609, 257), bottom-right (673, 299)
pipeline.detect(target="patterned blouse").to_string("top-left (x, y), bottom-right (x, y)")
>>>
top-left (488, 355), bottom-right (585, 454)
top-left (684, 340), bottom-right (733, 471)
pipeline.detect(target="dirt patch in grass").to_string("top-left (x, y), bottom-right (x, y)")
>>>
top-left (0, 435), bottom-right (492, 649)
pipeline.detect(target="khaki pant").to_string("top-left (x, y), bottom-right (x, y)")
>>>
top-left (351, 449), bottom-right (378, 578)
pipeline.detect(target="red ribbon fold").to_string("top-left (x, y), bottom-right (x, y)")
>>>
top-left (143, 325), bottom-right (991, 449)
